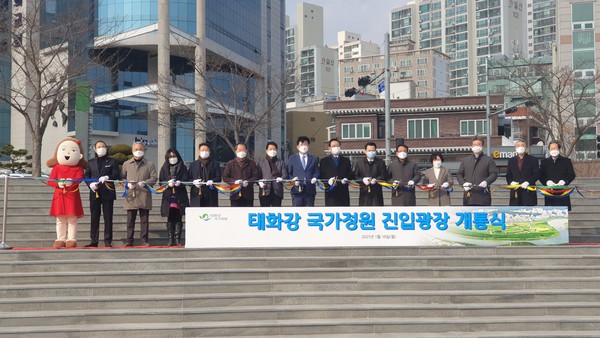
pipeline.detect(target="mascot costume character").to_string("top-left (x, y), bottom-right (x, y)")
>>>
top-left (46, 137), bottom-right (88, 248)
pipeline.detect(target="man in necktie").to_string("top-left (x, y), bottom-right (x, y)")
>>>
top-left (287, 136), bottom-right (320, 206)
top-left (319, 138), bottom-right (353, 206)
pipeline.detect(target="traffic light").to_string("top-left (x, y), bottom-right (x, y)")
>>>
top-left (344, 87), bottom-right (358, 97)
top-left (357, 76), bottom-right (371, 87)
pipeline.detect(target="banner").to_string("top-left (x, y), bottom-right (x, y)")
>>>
top-left (185, 206), bottom-right (569, 248)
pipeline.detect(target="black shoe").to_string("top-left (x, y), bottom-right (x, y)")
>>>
top-left (104, 243), bottom-right (112, 248)
top-left (124, 242), bottom-right (134, 247)
top-left (85, 243), bottom-right (98, 248)
top-left (140, 242), bottom-right (150, 247)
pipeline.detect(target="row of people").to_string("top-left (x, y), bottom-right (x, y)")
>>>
top-left (83, 136), bottom-right (576, 247)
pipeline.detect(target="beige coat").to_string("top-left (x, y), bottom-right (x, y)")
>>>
top-left (422, 166), bottom-right (453, 206)
top-left (121, 158), bottom-right (158, 210)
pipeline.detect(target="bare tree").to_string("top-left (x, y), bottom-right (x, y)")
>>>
top-left (0, 0), bottom-right (119, 176)
top-left (490, 57), bottom-right (600, 159)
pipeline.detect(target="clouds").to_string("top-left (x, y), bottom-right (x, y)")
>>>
top-left (285, 0), bottom-right (410, 47)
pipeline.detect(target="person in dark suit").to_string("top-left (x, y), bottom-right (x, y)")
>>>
top-left (287, 136), bottom-right (320, 206)
top-left (256, 141), bottom-right (288, 207)
top-left (388, 143), bottom-right (421, 206)
top-left (159, 148), bottom-right (190, 246)
top-left (189, 143), bottom-right (221, 207)
top-left (84, 140), bottom-right (120, 247)
top-left (506, 139), bottom-right (539, 206)
top-left (354, 142), bottom-right (388, 206)
top-left (319, 138), bottom-right (353, 206)
top-left (223, 143), bottom-right (260, 207)
top-left (539, 141), bottom-right (576, 211)
top-left (457, 136), bottom-right (498, 206)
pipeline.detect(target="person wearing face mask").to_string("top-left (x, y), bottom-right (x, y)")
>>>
top-left (188, 143), bottom-right (221, 207)
top-left (319, 138), bottom-right (354, 206)
top-left (388, 144), bottom-right (421, 206)
top-left (84, 140), bottom-right (120, 248)
top-left (506, 139), bottom-right (539, 206)
top-left (422, 152), bottom-right (453, 206)
top-left (159, 149), bottom-right (190, 246)
top-left (457, 136), bottom-right (498, 206)
top-left (354, 142), bottom-right (388, 206)
top-left (256, 142), bottom-right (288, 207)
top-left (539, 141), bottom-right (576, 211)
top-left (223, 143), bottom-right (260, 207)
top-left (121, 141), bottom-right (158, 246)
top-left (287, 136), bottom-right (320, 206)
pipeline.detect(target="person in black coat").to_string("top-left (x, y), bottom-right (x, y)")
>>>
top-left (506, 140), bottom-right (539, 206)
top-left (354, 142), bottom-right (388, 206)
top-left (159, 148), bottom-right (190, 246)
top-left (539, 141), bottom-right (576, 211)
top-left (319, 138), bottom-right (354, 206)
top-left (188, 143), bottom-right (221, 207)
top-left (84, 140), bottom-right (120, 247)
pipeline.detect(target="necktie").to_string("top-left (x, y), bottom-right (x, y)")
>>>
top-left (302, 155), bottom-right (307, 170)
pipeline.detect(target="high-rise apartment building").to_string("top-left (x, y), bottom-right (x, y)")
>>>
top-left (391, 0), bottom-right (527, 97)
top-left (337, 31), bottom-right (380, 60)
top-left (8, 0), bottom-right (285, 165)
top-left (527, 0), bottom-right (556, 58)
top-left (285, 2), bottom-right (337, 105)
top-left (0, 0), bottom-right (10, 149)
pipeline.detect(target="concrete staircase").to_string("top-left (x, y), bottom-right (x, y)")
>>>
top-left (1, 247), bottom-right (600, 337)
top-left (0, 177), bottom-right (598, 247)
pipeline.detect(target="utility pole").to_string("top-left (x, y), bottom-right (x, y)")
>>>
top-left (157, 0), bottom-right (171, 161)
top-left (384, 33), bottom-right (391, 164)
top-left (195, 0), bottom-right (206, 151)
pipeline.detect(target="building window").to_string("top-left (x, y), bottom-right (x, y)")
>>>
top-left (344, 76), bottom-right (354, 83)
top-left (327, 125), bottom-right (336, 140)
top-left (417, 91), bottom-right (428, 98)
top-left (417, 58), bottom-right (428, 65)
top-left (358, 64), bottom-right (370, 72)
top-left (341, 123), bottom-right (371, 139)
top-left (460, 119), bottom-right (488, 136)
top-left (417, 69), bottom-right (428, 76)
top-left (407, 118), bottom-right (438, 138)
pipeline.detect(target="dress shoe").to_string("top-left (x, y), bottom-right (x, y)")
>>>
top-left (123, 242), bottom-right (134, 247)
top-left (85, 243), bottom-right (98, 248)
top-left (53, 240), bottom-right (66, 249)
top-left (104, 243), bottom-right (112, 248)
top-left (65, 240), bottom-right (77, 248)
top-left (140, 242), bottom-right (150, 247)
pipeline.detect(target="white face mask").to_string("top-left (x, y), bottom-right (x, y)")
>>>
top-left (267, 150), bottom-right (277, 158)
top-left (236, 151), bottom-right (247, 159)
top-left (367, 151), bottom-right (377, 159)
top-left (133, 150), bottom-right (144, 158)
top-left (169, 157), bottom-right (178, 165)
top-left (516, 146), bottom-right (526, 155)
top-left (298, 145), bottom-right (309, 154)
top-left (397, 152), bottom-right (408, 159)
top-left (472, 146), bottom-right (483, 154)
top-left (199, 151), bottom-right (210, 159)
top-left (95, 147), bottom-right (107, 157)
top-left (433, 161), bottom-right (442, 168)
top-left (549, 150), bottom-right (560, 157)
top-left (330, 146), bottom-right (341, 155)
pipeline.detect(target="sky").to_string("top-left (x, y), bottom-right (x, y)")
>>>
top-left (285, 0), bottom-right (412, 47)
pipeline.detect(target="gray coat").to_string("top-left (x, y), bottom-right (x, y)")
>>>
top-left (457, 154), bottom-right (498, 206)
top-left (121, 158), bottom-right (158, 210)
top-left (422, 166), bottom-right (453, 206)
top-left (256, 156), bottom-right (288, 199)
top-left (387, 159), bottom-right (421, 206)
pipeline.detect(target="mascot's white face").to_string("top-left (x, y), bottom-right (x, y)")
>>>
top-left (57, 140), bottom-right (82, 166)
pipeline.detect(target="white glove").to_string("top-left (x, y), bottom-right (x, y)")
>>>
top-left (546, 180), bottom-right (556, 186)
top-left (521, 181), bottom-right (529, 189)
top-left (510, 181), bottom-right (518, 186)
top-left (363, 177), bottom-right (371, 185)
top-left (442, 182), bottom-right (450, 189)
top-left (463, 182), bottom-right (472, 191)
top-left (64, 178), bottom-right (73, 187)
top-left (193, 179), bottom-right (202, 188)
top-left (242, 180), bottom-right (248, 187)
top-left (371, 178), bottom-right (377, 185)
top-left (479, 181), bottom-right (488, 188)
top-left (174, 180), bottom-right (181, 187)
top-left (328, 177), bottom-right (335, 186)
top-left (258, 181), bottom-right (265, 188)
top-left (311, 177), bottom-right (317, 185)
top-left (99, 176), bottom-right (109, 184)
top-left (408, 180), bottom-right (415, 186)
top-left (57, 180), bottom-right (65, 188)
top-left (341, 178), bottom-right (348, 184)
top-left (276, 177), bottom-right (283, 183)
top-left (292, 176), bottom-right (298, 182)
top-left (127, 183), bottom-right (134, 189)
top-left (427, 183), bottom-right (435, 188)
top-left (393, 180), bottom-right (400, 185)
top-left (234, 179), bottom-right (243, 185)
top-left (206, 180), bottom-right (213, 186)
top-left (90, 182), bottom-right (99, 191)
top-left (294, 180), bottom-right (300, 186)
top-left (558, 180), bottom-right (566, 186)
top-left (137, 181), bottom-right (145, 187)
top-left (168, 179), bottom-right (175, 187)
